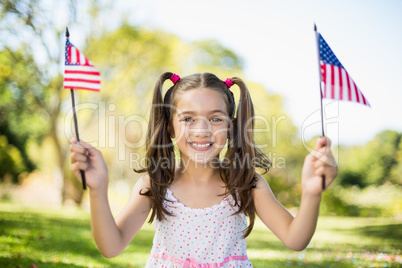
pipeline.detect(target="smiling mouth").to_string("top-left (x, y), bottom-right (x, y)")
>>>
top-left (188, 142), bottom-right (214, 150)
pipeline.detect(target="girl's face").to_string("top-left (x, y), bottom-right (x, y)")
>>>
top-left (171, 88), bottom-right (231, 165)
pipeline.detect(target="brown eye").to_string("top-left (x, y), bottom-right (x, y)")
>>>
top-left (182, 117), bottom-right (194, 122)
top-left (210, 117), bottom-right (222, 122)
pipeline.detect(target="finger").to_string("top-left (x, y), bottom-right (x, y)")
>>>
top-left (70, 142), bottom-right (87, 154)
top-left (70, 152), bottom-right (87, 163)
top-left (314, 162), bottom-right (337, 180)
top-left (309, 147), bottom-right (325, 161)
top-left (314, 154), bottom-right (337, 168)
top-left (305, 152), bottom-right (317, 163)
top-left (303, 153), bottom-right (318, 171)
top-left (70, 137), bottom-right (88, 153)
top-left (314, 166), bottom-right (326, 177)
top-left (315, 167), bottom-right (334, 180)
top-left (311, 144), bottom-right (333, 163)
top-left (315, 136), bottom-right (332, 150)
top-left (78, 141), bottom-right (99, 157)
top-left (315, 146), bottom-right (330, 155)
top-left (70, 161), bottom-right (88, 173)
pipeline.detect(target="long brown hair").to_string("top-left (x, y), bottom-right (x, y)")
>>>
top-left (135, 72), bottom-right (271, 237)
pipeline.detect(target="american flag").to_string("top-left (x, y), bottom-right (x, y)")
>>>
top-left (64, 39), bottom-right (101, 91)
top-left (318, 33), bottom-right (370, 107)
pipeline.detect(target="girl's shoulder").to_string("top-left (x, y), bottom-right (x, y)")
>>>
top-left (254, 173), bottom-right (270, 190)
top-left (252, 173), bottom-right (276, 202)
top-left (132, 173), bottom-right (151, 195)
top-left (139, 173), bottom-right (151, 184)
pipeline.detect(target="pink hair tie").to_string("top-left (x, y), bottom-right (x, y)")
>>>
top-left (170, 73), bottom-right (180, 84)
top-left (225, 78), bottom-right (234, 88)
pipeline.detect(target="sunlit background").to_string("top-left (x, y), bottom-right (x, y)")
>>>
top-left (68, 0), bottom-right (402, 146)
top-left (0, 0), bottom-right (401, 267)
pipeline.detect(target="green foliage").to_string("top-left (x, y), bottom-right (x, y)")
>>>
top-left (0, 136), bottom-right (26, 182)
top-left (191, 39), bottom-right (244, 74)
top-left (80, 24), bottom-right (260, 181)
top-left (86, 24), bottom-right (184, 114)
top-left (0, 48), bottom-right (50, 182)
top-left (1, 1), bottom-right (401, 216)
top-left (1, 203), bottom-right (400, 267)
top-left (319, 183), bottom-right (402, 217)
top-left (338, 130), bottom-right (402, 187)
top-left (86, 23), bottom-right (245, 114)
top-left (0, 0), bottom-right (91, 202)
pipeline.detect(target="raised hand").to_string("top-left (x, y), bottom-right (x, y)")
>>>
top-left (70, 138), bottom-right (109, 191)
top-left (301, 137), bottom-right (338, 196)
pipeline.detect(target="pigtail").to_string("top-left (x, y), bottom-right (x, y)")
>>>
top-left (136, 72), bottom-right (176, 223)
top-left (136, 72), bottom-right (270, 237)
top-left (223, 77), bottom-right (272, 238)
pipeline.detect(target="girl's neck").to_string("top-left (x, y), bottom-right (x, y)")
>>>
top-left (176, 157), bottom-right (221, 184)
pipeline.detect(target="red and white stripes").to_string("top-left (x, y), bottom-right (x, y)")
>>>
top-left (321, 63), bottom-right (370, 107)
top-left (64, 42), bottom-right (101, 91)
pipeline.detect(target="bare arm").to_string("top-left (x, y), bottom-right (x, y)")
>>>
top-left (254, 137), bottom-right (337, 251)
top-left (70, 139), bottom-right (151, 258)
top-left (88, 175), bottom-right (151, 258)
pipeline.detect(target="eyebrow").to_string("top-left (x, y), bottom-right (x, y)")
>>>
top-left (178, 109), bottom-right (227, 116)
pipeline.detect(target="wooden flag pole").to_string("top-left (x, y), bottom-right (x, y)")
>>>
top-left (67, 27), bottom-right (87, 190)
top-left (314, 23), bottom-right (326, 190)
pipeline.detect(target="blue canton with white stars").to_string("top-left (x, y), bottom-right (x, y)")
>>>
top-left (65, 39), bottom-right (78, 65)
top-left (319, 34), bottom-right (344, 68)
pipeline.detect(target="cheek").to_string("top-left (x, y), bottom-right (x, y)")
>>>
top-left (172, 122), bottom-right (188, 142)
top-left (212, 124), bottom-right (229, 142)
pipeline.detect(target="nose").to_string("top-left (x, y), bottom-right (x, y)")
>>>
top-left (190, 117), bottom-right (211, 137)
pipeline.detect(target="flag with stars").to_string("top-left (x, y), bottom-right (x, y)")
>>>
top-left (318, 33), bottom-right (370, 107)
top-left (64, 39), bottom-right (101, 91)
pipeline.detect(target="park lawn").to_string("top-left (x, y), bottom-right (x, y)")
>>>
top-left (0, 202), bottom-right (400, 268)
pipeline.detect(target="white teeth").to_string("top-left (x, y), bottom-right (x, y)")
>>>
top-left (189, 142), bottom-right (212, 148)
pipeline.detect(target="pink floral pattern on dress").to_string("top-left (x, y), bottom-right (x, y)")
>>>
top-left (145, 189), bottom-right (253, 267)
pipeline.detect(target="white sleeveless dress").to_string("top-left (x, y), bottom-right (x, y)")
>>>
top-left (145, 188), bottom-right (253, 267)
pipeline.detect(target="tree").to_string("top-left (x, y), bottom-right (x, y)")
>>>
top-left (79, 24), bottom-right (247, 184)
top-left (0, 48), bottom-right (48, 182)
top-left (0, 0), bottom-right (101, 203)
top-left (337, 130), bottom-right (402, 187)
top-left (0, 1), bottom-right (305, 207)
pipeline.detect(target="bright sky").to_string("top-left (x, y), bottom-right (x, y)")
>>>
top-left (95, 0), bottom-right (402, 146)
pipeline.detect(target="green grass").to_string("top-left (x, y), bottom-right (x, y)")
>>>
top-left (0, 203), bottom-right (400, 267)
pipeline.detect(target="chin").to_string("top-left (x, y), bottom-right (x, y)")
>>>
top-left (189, 153), bottom-right (221, 167)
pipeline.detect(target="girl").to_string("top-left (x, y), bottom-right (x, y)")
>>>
top-left (70, 72), bottom-right (337, 267)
